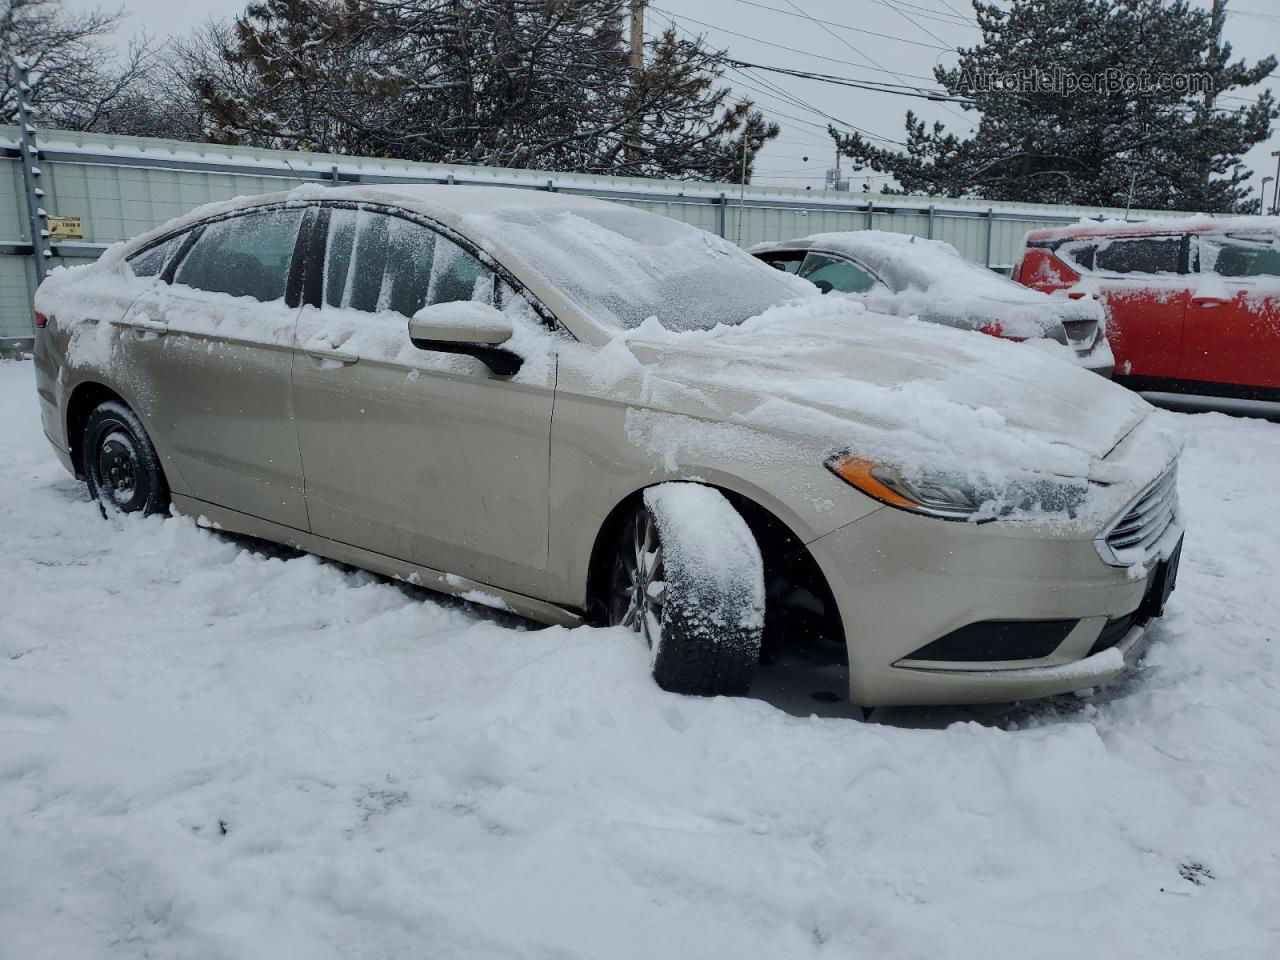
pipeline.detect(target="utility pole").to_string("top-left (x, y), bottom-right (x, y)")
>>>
top-left (629, 0), bottom-right (645, 71)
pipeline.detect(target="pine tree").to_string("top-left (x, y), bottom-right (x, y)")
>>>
top-left (834, 0), bottom-right (1276, 212)
top-left (197, 0), bottom-right (777, 182)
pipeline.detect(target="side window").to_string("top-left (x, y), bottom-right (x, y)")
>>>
top-left (174, 208), bottom-right (305, 302)
top-left (1197, 233), bottom-right (1280, 279)
top-left (1056, 241), bottom-right (1095, 272)
top-left (1093, 236), bottom-right (1181, 275)
top-left (798, 252), bottom-right (882, 293)
top-left (126, 233), bottom-right (186, 279)
top-left (323, 208), bottom-right (494, 317)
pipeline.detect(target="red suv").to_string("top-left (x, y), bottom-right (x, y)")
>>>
top-left (1014, 217), bottom-right (1280, 406)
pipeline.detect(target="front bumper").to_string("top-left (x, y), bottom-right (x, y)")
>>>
top-left (806, 503), bottom-right (1182, 707)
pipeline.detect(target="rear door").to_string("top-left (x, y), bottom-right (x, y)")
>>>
top-left (116, 205), bottom-right (312, 529)
top-left (1084, 234), bottom-right (1188, 382)
top-left (1182, 231), bottom-right (1280, 395)
top-left (290, 204), bottom-right (555, 597)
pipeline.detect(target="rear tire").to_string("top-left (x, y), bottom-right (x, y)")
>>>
top-left (607, 485), bottom-right (764, 696)
top-left (81, 401), bottom-right (170, 516)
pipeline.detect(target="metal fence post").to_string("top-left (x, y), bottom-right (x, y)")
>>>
top-left (984, 207), bottom-right (994, 268)
top-left (13, 58), bottom-right (51, 297)
top-left (716, 192), bottom-right (726, 238)
top-left (865, 200), bottom-right (873, 230)
top-left (927, 204), bottom-right (935, 239)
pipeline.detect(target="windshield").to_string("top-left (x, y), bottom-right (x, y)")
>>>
top-left (471, 204), bottom-right (809, 331)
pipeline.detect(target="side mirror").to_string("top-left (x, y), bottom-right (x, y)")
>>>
top-left (813, 279), bottom-right (833, 295)
top-left (408, 301), bottom-right (522, 376)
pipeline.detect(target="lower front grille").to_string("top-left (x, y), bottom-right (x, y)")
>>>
top-left (1101, 465), bottom-right (1179, 565)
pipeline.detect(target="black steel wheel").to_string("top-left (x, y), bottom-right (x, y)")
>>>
top-left (81, 401), bottom-right (170, 516)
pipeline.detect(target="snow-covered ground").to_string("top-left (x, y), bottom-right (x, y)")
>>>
top-left (2, 357), bottom-right (1278, 959)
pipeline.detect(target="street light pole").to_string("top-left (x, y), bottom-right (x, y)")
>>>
top-left (1263, 177), bottom-right (1276, 216)
top-left (1272, 150), bottom-right (1280, 214)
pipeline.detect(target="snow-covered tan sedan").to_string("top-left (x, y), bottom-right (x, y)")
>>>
top-left (752, 230), bottom-right (1115, 376)
top-left (33, 186), bottom-right (1183, 706)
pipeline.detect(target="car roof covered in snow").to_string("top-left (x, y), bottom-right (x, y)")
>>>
top-left (1024, 214), bottom-right (1280, 245)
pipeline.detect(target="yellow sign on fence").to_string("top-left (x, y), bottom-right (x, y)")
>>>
top-left (47, 216), bottom-right (83, 240)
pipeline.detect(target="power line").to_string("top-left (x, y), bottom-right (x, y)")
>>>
top-left (720, 0), bottom-right (953, 51)
top-left (778, 0), bottom-right (972, 123)
top-left (649, 6), bottom-right (941, 82)
top-left (726, 58), bottom-right (976, 103)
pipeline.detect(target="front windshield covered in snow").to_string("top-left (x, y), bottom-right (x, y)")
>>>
top-left (473, 205), bottom-right (807, 331)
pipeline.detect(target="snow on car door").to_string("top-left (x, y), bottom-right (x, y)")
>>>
top-left (115, 206), bottom-right (311, 529)
top-left (291, 206), bottom-right (555, 597)
top-left (1182, 232), bottom-right (1280, 394)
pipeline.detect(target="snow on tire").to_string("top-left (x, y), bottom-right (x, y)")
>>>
top-left (635, 483), bottom-right (765, 696)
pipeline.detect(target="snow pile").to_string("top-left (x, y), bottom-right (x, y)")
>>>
top-left (2, 359), bottom-right (1280, 957)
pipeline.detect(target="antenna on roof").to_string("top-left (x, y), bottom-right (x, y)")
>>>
top-left (281, 158), bottom-right (312, 187)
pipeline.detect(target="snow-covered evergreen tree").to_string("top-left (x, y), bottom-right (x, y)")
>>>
top-left (194, 0), bottom-right (777, 181)
top-left (835, 0), bottom-right (1276, 212)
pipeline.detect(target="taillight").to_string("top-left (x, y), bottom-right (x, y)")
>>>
top-left (34, 311), bottom-right (49, 329)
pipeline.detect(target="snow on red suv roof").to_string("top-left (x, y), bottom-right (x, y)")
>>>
top-left (1025, 214), bottom-right (1279, 245)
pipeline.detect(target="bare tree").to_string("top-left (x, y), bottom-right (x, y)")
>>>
top-left (1, 0), bottom-right (155, 131)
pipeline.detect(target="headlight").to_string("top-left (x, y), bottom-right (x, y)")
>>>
top-left (825, 453), bottom-right (1088, 521)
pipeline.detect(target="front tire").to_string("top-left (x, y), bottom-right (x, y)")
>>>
top-left (81, 401), bottom-right (170, 516)
top-left (607, 485), bottom-right (765, 696)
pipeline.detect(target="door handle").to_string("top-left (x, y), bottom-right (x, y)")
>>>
top-left (1192, 297), bottom-right (1225, 308)
top-left (304, 348), bottom-right (360, 365)
top-left (115, 317), bottom-right (169, 334)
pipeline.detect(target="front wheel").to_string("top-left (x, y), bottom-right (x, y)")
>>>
top-left (607, 484), bottom-right (765, 696)
top-left (81, 401), bottom-right (170, 516)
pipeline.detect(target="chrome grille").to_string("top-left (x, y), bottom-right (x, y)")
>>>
top-left (1103, 465), bottom-right (1179, 563)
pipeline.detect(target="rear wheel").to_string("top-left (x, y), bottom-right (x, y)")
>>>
top-left (81, 401), bottom-right (170, 516)
top-left (607, 487), bottom-right (764, 696)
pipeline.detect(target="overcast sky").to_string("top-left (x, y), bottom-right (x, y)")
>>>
top-left (66, 0), bottom-right (1280, 209)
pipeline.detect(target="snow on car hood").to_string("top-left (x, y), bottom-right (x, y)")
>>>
top-left (585, 298), bottom-right (1178, 522)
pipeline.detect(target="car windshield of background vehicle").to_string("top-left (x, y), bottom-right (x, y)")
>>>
top-left (472, 205), bottom-right (806, 331)
top-left (1092, 236), bottom-right (1182, 276)
top-left (1197, 233), bottom-right (1280, 279)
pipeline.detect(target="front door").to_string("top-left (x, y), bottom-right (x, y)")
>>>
top-left (1089, 234), bottom-right (1189, 381)
top-left (116, 205), bottom-right (311, 529)
top-left (290, 205), bottom-right (555, 597)
top-left (1181, 231), bottom-right (1280, 395)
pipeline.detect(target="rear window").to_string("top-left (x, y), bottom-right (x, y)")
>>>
top-left (1093, 236), bottom-right (1181, 275)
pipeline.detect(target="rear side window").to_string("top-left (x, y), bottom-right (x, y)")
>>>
top-left (323, 208), bottom-right (494, 317)
top-left (174, 208), bottom-right (305, 303)
top-left (126, 233), bottom-right (185, 278)
top-left (1093, 236), bottom-right (1181, 275)
top-left (798, 251), bottom-right (882, 294)
top-left (1197, 233), bottom-right (1280, 278)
